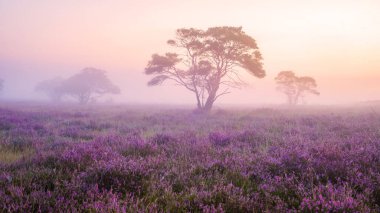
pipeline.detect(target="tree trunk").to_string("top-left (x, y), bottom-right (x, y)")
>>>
top-left (201, 78), bottom-right (221, 112)
top-left (195, 92), bottom-right (202, 109)
top-left (193, 76), bottom-right (221, 113)
top-left (192, 93), bottom-right (215, 113)
top-left (203, 91), bottom-right (216, 112)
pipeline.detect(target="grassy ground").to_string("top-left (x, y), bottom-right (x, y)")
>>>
top-left (0, 103), bottom-right (379, 212)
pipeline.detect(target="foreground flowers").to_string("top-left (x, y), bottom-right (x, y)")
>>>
top-left (0, 106), bottom-right (379, 212)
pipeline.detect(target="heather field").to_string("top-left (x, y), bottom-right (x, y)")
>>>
top-left (1, 104), bottom-right (380, 212)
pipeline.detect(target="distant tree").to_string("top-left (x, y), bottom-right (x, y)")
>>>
top-left (35, 77), bottom-right (65, 102)
top-left (145, 26), bottom-right (265, 112)
top-left (60, 67), bottom-right (120, 104)
top-left (274, 71), bottom-right (297, 105)
top-left (275, 71), bottom-right (319, 105)
top-left (296, 76), bottom-right (320, 104)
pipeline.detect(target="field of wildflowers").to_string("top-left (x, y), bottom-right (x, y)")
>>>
top-left (0, 104), bottom-right (379, 212)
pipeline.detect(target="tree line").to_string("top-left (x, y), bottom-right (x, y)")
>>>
top-left (0, 26), bottom-right (319, 109)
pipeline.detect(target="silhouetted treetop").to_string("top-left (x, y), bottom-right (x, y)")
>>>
top-left (36, 68), bottom-right (120, 104)
top-left (297, 76), bottom-right (320, 95)
top-left (145, 26), bottom-right (265, 112)
top-left (145, 53), bottom-right (181, 75)
top-left (61, 67), bottom-right (120, 104)
top-left (275, 71), bottom-right (319, 105)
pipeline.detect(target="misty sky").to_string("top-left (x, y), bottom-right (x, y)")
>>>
top-left (0, 0), bottom-right (379, 105)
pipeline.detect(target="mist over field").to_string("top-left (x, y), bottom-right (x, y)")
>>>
top-left (1, 0), bottom-right (379, 105)
top-left (1, 0), bottom-right (380, 212)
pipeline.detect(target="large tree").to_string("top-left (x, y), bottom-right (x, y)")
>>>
top-left (35, 77), bottom-right (65, 102)
top-left (60, 68), bottom-right (121, 104)
top-left (145, 26), bottom-right (265, 112)
top-left (275, 71), bottom-right (319, 105)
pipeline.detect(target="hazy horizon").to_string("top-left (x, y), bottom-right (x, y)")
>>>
top-left (1, 0), bottom-right (379, 105)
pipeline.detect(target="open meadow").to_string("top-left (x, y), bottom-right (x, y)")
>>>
top-left (1, 0), bottom-right (380, 212)
top-left (0, 104), bottom-right (379, 212)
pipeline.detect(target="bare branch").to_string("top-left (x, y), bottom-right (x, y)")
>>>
top-left (214, 88), bottom-right (231, 101)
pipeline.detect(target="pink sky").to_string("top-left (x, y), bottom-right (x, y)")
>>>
top-left (0, 0), bottom-right (379, 105)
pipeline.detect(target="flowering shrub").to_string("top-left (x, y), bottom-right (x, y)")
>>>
top-left (209, 132), bottom-right (232, 147)
top-left (300, 183), bottom-right (369, 212)
top-left (150, 133), bottom-right (176, 145)
top-left (0, 106), bottom-right (380, 212)
top-left (84, 158), bottom-right (149, 195)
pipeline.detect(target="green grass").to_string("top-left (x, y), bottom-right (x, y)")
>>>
top-left (0, 148), bottom-right (34, 164)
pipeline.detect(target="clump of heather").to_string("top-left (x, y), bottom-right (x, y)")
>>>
top-left (84, 158), bottom-right (150, 195)
top-left (300, 183), bottom-right (369, 212)
top-left (209, 132), bottom-right (232, 147)
top-left (0, 105), bottom-right (380, 212)
top-left (150, 133), bottom-right (176, 145)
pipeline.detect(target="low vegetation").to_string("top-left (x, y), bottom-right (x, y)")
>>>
top-left (0, 105), bottom-right (379, 212)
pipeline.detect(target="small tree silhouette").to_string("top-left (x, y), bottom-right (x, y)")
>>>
top-left (61, 68), bottom-right (121, 104)
top-left (275, 71), bottom-right (319, 105)
top-left (145, 26), bottom-right (265, 112)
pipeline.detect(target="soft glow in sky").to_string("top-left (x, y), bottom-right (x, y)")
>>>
top-left (0, 0), bottom-right (379, 105)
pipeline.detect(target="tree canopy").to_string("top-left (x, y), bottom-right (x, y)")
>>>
top-left (275, 71), bottom-right (319, 105)
top-left (60, 68), bottom-right (120, 104)
top-left (36, 68), bottom-right (120, 104)
top-left (145, 26), bottom-right (265, 112)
